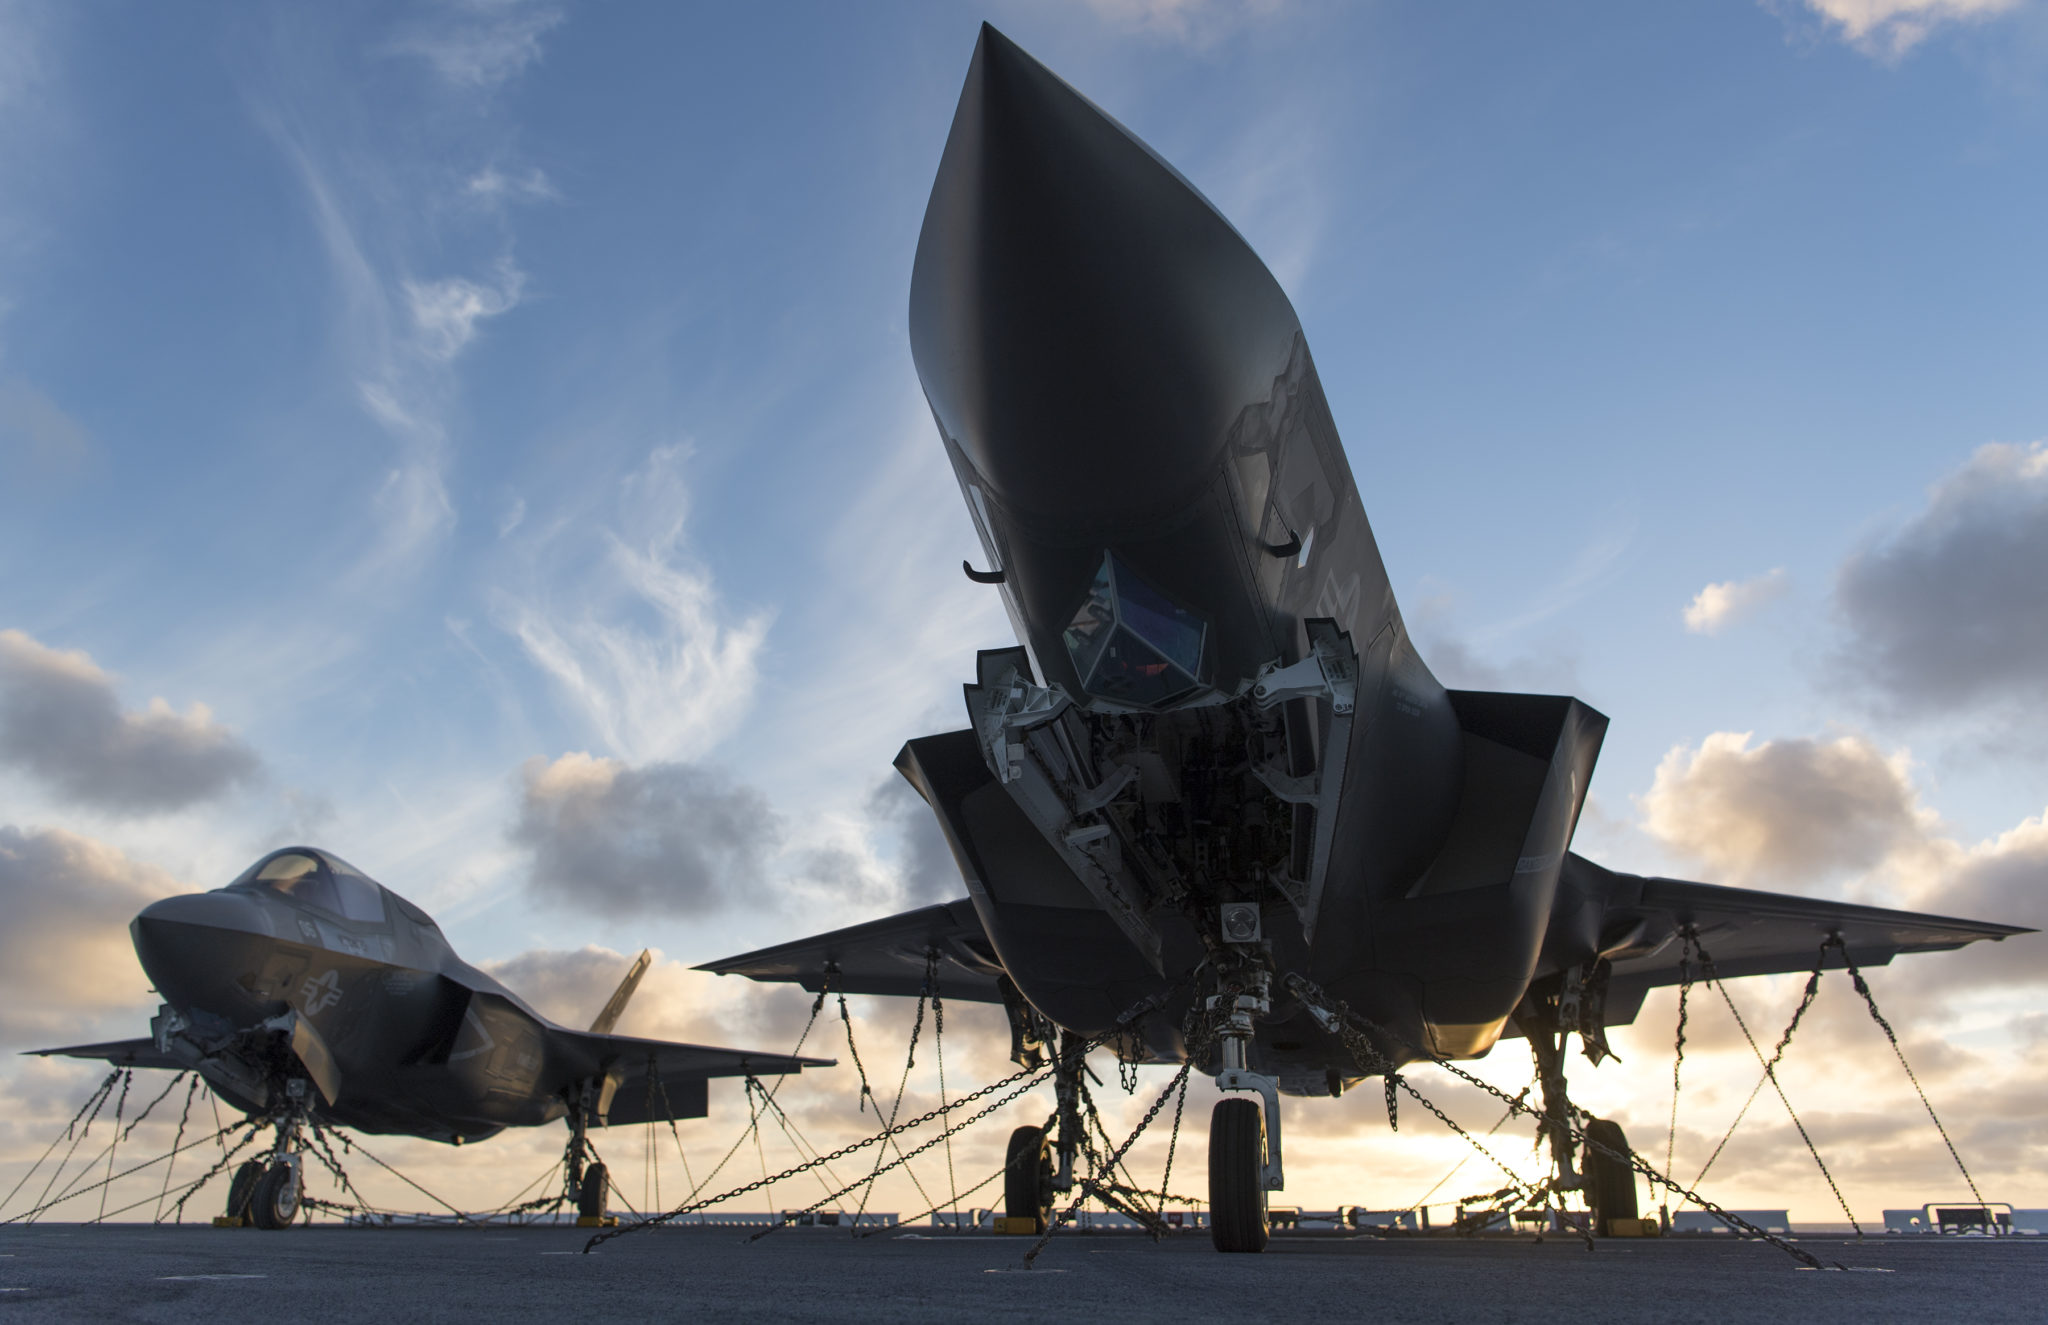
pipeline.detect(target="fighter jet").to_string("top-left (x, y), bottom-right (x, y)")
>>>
top-left (32, 846), bottom-right (829, 1229)
top-left (702, 26), bottom-right (2030, 1252)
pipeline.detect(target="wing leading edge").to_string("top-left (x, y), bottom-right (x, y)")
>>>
top-left (1587, 861), bottom-right (2030, 1027)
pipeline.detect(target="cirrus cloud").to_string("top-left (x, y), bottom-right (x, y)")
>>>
top-left (495, 446), bottom-right (771, 765)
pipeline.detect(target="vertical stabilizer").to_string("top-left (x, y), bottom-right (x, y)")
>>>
top-left (588, 949), bottom-right (653, 1035)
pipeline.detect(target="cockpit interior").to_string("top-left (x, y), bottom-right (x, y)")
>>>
top-left (1062, 552), bottom-right (1209, 708)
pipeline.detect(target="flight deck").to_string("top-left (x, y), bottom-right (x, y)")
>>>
top-left (2, 1223), bottom-right (2043, 1323)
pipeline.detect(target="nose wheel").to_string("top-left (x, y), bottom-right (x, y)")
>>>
top-left (1208, 1098), bottom-right (1270, 1252)
top-left (249, 1159), bottom-right (303, 1229)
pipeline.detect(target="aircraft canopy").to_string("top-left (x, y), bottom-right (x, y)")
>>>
top-left (227, 847), bottom-right (388, 924)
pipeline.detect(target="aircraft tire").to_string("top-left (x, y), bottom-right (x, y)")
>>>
top-left (1003, 1126), bottom-right (1051, 1220)
top-left (225, 1159), bottom-right (264, 1220)
top-left (1583, 1118), bottom-right (1638, 1235)
top-left (577, 1163), bottom-right (609, 1219)
top-left (250, 1161), bottom-right (300, 1230)
top-left (1208, 1098), bottom-right (1269, 1253)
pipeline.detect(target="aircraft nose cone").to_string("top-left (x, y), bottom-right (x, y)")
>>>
top-left (910, 24), bottom-right (1302, 530)
top-left (131, 891), bottom-right (275, 1007)
top-left (134, 890), bottom-right (272, 936)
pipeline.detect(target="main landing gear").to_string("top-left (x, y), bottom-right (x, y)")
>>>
top-left (1515, 985), bottom-right (1641, 1237)
top-left (1002, 1030), bottom-right (1088, 1230)
top-left (565, 1080), bottom-right (612, 1225)
top-left (1003, 1124), bottom-right (1054, 1225)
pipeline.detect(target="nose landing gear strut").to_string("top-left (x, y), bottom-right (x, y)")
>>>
top-left (1208, 966), bottom-right (1283, 1253)
top-left (227, 1077), bottom-right (309, 1229)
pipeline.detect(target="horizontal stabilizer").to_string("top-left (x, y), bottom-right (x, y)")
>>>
top-left (696, 898), bottom-right (1008, 1003)
top-left (25, 1037), bottom-right (183, 1071)
top-left (543, 1026), bottom-right (833, 1103)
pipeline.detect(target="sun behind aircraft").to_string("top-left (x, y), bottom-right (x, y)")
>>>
top-left (33, 846), bottom-right (829, 1229)
top-left (702, 25), bottom-right (2030, 1252)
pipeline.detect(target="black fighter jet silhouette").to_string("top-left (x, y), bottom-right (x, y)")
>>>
top-left (33, 846), bottom-right (828, 1229)
top-left (702, 26), bottom-right (2030, 1252)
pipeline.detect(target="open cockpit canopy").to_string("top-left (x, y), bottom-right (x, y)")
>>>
top-left (225, 846), bottom-right (389, 925)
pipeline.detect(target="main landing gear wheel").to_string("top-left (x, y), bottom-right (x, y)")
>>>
top-left (225, 1159), bottom-right (264, 1222)
top-left (1209, 1098), bottom-right (1269, 1253)
top-left (249, 1161), bottom-right (301, 1230)
top-left (1004, 1126), bottom-right (1053, 1223)
top-left (577, 1162), bottom-right (610, 1219)
top-left (1583, 1118), bottom-right (1639, 1236)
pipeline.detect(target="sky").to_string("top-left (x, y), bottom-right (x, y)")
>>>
top-left (3, 0), bottom-right (2046, 1230)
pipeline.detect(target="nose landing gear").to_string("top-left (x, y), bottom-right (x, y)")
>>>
top-left (1207, 1097), bottom-right (1269, 1252)
top-left (1207, 966), bottom-right (1283, 1253)
top-left (249, 1154), bottom-right (303, 1230)
top-left (226, 1077), bottom-right (310, 1229)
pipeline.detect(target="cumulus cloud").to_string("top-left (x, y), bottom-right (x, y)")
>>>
top-left (1906, 810), bottom-right (2048, 990)
top-left (1835, 441), bottom-right (2048, 715)
top-left (1683, 568), bottom-right (1788, 635)
top-left (865, 776), bottom-right (966, 908)
top-left (511, 752), bottom-right (781, 919)
top-left (0, 630), bottom-right (261, 814)
top-left (1638, 727), bottom-right (2044, 991)
top-left (1791, 0), bottom-right (2024, 58)
top-left (484, 943), bottom-right (654, 1031)
top-left (1638, 730), bottom-right (1938, 887)
top-left (1410, 631), bottom-right (1582, 696)
top-left (497, 446), bottom-right (771, 764)
top-left (0, 825), bottom-right (180, 1045)
top-left (1377, 586), bottom-right (1584, 694)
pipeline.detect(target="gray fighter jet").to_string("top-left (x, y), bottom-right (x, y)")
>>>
top-left (702, 26), bottom-right (2030, 1252)
top-left (33, 846), bottom-right (829, 1229)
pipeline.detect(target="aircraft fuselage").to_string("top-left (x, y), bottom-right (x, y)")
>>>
top-left (904, 28), bottom-right (1614, 1091)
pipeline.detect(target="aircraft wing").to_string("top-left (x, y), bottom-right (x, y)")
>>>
top-left (1603, 872), bottom-right (2031, 989)
top-left (26, 1037), bottom-right (185, 1071)
top-left (694, 897), bottom-right (1009, 1003)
